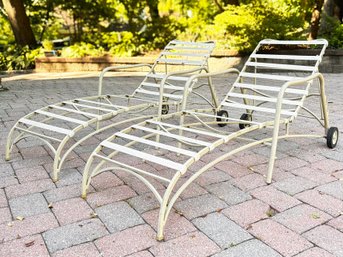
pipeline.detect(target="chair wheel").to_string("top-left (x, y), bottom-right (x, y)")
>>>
top-left (239, 113), bottom-right (252, 129)
top-left (216, 110), bottom-right (228, 127)
top-left (327, 127), bottom-right (339, 149)
top-left (161, 104), bottom-right (169, 115)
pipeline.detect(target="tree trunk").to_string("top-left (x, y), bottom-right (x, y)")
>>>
top-left (2, 0), bottom-right (37, 47)
top-left (308, 0), bottom-right (324, 40)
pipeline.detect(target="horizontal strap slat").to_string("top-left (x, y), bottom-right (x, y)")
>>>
top-left (141, 82), bottom-right (184, 91)
top-left (146, 73), bottom-right (190, 81)
top-left (245, 61), bottom-right (315, 72)
top-left (101, 141), bottom-right (184, 171)
top-left (156, 58), bottom-right (203, 65)
top-left (67, 102), bottom-right (117, 113)
top-left (147, 120), bottom-right (227, 139)
top-left (234, 83), bottom-right (308, 95)
top-left (227, 92), bottom-right (302, 106)
top-left (241, 72), bottom-right (298, 81)
top-left (19, 118), bottom-right (74, 136)
top-left (165, 46), bottom-right (213, 51)
top-left (260, 39), bottom-right (327, 45)
top-left (115, 132), bottom-right (197, 157)
top-left (35, 110), bottom-right (87, 125)
top-left (169, 40), bottom-right (215, 47)
top-left (135, 88), bottom-right (183, 100)
top-left (132, 125), bottom-right (212, 147)
top-left (250, 54), bottom-right (320, 61)
top-left (76, 99), bottom-right (128, 110)
top-left (161, 51), bottom-right (209, 57)
top-left (49, 105), bottom-right (100, 118)
top-left (221, 102), bottom-right (296, 116)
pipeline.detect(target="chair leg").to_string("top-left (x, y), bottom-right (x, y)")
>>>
top-left (266, 123), bottom-right (281, 184)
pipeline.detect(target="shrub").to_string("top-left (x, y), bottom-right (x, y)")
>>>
top-left (60, 42), bottom-right (105, 57)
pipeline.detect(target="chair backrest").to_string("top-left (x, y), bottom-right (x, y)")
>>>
top-left (219, 39), bottom-right (328, 125)
top-left (132, 40), bottom-right (215, 103)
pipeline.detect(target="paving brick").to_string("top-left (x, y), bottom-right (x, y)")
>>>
top-left (11, 156), bottom-right (53, 170)
top-left (20, 146), bottom-right (48, 159)
top-left (0, 207), bottom-right (12, 224)
top-left (43, 218), bottom-right (108, 253)
top-left (294, 247), bottom-right (335, 257)
top-left (276, 156), bottom-right (308, 171)
top-left (0, 163), bottom-right (14, 177)
top-left (251, 163), bottom-right (296, 182)
top-left (54, 168), bottom-right (83, 187)
top-left (52, 197), bottom-right (94, 225)
top-left (5, 178), bottom-right (55, 199)
top-left (196, 169), bottom-right (232, 186)
top-left (174, 194), bottom-right (227, 220)
top-left (178, 181), bottom-right (208, 199)
top-left (193, 212), bottom-right (252, 249)
top-left (90, 171), bottom-right (123, 191)
top-left (303, 225), bottom-right (343, 256)
top-left (52, 242), bottom-right (100, 257)
top-left (95, 224), bottom-right (158, 257)
top-left (295, 190), bottom-right (343, 217)
top-left (212, 239), bottom-right (282, 257)
top-left (0, 175), bottom-right (18, 188)
top-left (248, 219), bottom-right (313, 256)
top-left (233, 153), bottom-right (267, 167)
top-left (222, 199), bottom-right (270, 228)
top-left (127, 192), bottom-right (160, 214)
top-left (150, 231), bottom-right (220, 257)
top-left (86, 185), bottom-right (136, 208)
top-left (142, 209), bottom-right (197, 241)
top-left (250, 186), bottom-right (301, 212)
top-left (206, 181), bottom-right (252, 205)
top-left (0, 212), bottom-right (58, 242)
top-left (273, 204), bottom-right (332, 233)
top-left (0, 234), bottom-right (49, 257)
top-left (127, 251), bottom-right (154, 257)
top-left (291, 166), bottom-right (336, 185)
top-left (316, 180), bottom-right (343, 200)
top-left (273, 176), bottom-right (317, 195)
top-left (328, 215), bottom-right (343, 232)
top-left (15, 166), bottom-right (50, 183)
top-left (232, 173), bottom-right (267, 191)
top-left (0, 189), bottom-right (8, 207)
top-left (311, 159), bottom-right (343, 174)
top-left (96, 201), bottom-right (144, 233)
top-left (215, 160), bottom-right (252, 178)
top-left (9, 193), bottom-right (50, 218)
top-left (44, 184), bottom-right (86, 203)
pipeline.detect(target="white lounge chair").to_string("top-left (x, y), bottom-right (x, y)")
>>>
top-left (82, 39), bottom-right (338, 240)
top-left (5, 40), bottom-right (216, 181)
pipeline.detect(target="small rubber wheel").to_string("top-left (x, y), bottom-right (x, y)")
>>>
top-left (161, 104), bottom-right (169, 115)
top-left (239, 113), bottom-right (252, 130)
top-left (216, 110), bottom-right (229, 127)
top-left (327, 127), bottom-right (339, 149)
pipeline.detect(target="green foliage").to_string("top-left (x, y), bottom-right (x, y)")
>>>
top-left (319, 16), bottom-right (343, 48)
top-left (0, 46), bottom-right (42, 71)
top-left (60, 42), bottom-right (105, 57)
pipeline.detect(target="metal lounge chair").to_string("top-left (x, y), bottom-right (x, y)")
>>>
top-left (5, 40), bottom-right (216, 181)
top-left (81, 39), bottom-right (339, 240)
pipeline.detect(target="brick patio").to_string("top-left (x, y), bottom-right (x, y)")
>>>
top-left (0, 71), bottom-right (342, 257)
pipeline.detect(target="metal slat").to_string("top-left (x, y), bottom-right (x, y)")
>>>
top-left (227, 92), bottom-right (302, 106)
top-left (141, 82), bottom-right (184, 91)
top-left (160, 51), bottom-right (209, 57)
top-left (260, 39), bottom-right (327, 45)
top-left (101, 140), bottom-right (185, 171)
top-left (147, 120), bottom-right (227, 139)
top-left (19, 118), bottom-right (74, 136)
top-left (240, 72), bottom-right (299, 81)
top-left (67, 102), bottom-right (117, 113)
top-left (156, 58), bottom-right (203, 66)
top-left (146, 73), bottom-right (190, 81)
top-left (35, 110), bottom-right (87, 125)
top-left (234, 83), bottom-right (307, 95)
top-left (115, 132), bottom-right (197, 157)
top-left (132, 125), bottom-right (212, 147)
top-left (250, 54), bottom-right (320, 61)
top-left (135, 89), bottom-right (183, 100)
top-left (221, 102), bottom-right (296, 116)
top-left (245, 61), bottom-right (315, 72)
top-left (164, 46), bottom-right (212, 51)
top-left (50, 105), bottom-right (100, 118)
top-left (76, 99), bottom-right (128, 110)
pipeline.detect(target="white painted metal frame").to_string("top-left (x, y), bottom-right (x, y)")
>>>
top-left (5, 40), bottom-right (216, 181)
top-left (81, 39), bottom-right (337, 240)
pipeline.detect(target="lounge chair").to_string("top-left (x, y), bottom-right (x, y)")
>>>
top-left (81, 39), bottom-right (339, 240)
top-left (5, 40), bottom-right (216, 181)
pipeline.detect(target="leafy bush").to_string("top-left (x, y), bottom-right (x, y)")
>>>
top-left (60, 42), bottom-right (105, 57)
top-left (0, 46), bottom-right (42, 71)
top-left (319, 16), bottom-right (343, 49)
